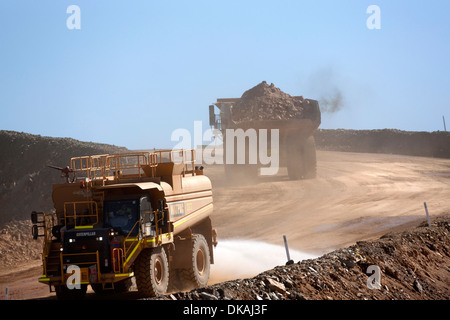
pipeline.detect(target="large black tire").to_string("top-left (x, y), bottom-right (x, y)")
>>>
top-left (287, 136), bottom-right (317, 180)
top-left (167, 267), bottom-right (187, 293)
top-left (301, 136), bottom-right (317, 179)
top-left (180, 234), bottom-right (211, 288)
top-left (134, 247), bottom-right (169, 297)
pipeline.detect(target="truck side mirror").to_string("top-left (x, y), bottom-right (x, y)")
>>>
top-left (31, 211), bottom-right (38, 224)
top-left (209, 105), bottom-right (216, 127)
top-left (140, 196), bottom-right (154, 236)
top-left (158, 199), bottom-right (167, 227)
top-left (32, 225), bottom-right (39, 240)
top-left (140, 196), bottom-right (152, 214)
top-left (31, 211), bottom-right (45, 240)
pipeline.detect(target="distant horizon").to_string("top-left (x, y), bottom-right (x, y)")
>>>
top-left (2, 126), bottom-right (448, 151)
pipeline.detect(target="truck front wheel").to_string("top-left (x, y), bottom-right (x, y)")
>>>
top-left (180, 234), bottom-right (211, 288)
top-left (135, 247), bottom-right (169, 297)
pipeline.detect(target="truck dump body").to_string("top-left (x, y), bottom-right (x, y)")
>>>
top-left (31, 149), bottom-right (216, 298)
top-left (228, 81), bottom-right (320, 123)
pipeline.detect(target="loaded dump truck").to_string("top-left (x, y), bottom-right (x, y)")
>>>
top-left (209, 81), bottom-right (321, 180)
top-left (31, 149), bottom-right (217, 299)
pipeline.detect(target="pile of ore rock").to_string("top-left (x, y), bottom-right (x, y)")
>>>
top-left (230, 81), bottom-right (308, 123)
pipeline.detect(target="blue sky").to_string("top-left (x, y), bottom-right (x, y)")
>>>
top-left (1, 1), bottom-right (449, 149)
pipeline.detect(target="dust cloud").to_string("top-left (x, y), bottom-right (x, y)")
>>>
top-left (209, 239), bottom-right (318, 284)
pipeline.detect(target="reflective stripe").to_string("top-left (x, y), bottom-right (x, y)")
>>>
top-left (145, 233), bottom-right (172, 243)
top-left (115, 272), bottom-right (134, 278)
top-left (174, 204), bottom-right (212, 228)
top-left (124, 243), bottom-right (141, 265)
top-left (126, 233), bottom-right (173, 243)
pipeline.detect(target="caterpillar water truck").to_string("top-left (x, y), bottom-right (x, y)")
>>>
top-left (31, 149), bottom-right (217, 299)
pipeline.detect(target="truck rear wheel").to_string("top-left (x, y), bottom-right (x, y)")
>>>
top-left (301, 136), bottom-right (317, 179)
top-left (135, 247), bottom-right (169, 297)
top-left (180, 234), bottom-right (211, 288)
top-left (287, 136), bottom-right (317, 180)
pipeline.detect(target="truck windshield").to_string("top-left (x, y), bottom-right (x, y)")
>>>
top-left (103, 200), bottom-right (139, 235)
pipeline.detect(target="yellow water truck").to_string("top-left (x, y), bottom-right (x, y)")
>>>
top-left (31, 149), bottom-right (217, 299)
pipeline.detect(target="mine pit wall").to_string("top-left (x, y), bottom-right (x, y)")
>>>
top-left (314, 129), bottom-right (450, 159)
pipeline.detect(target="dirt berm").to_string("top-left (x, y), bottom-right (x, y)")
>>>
top-left (315, 129), bottom-right (450, 159)
top-left (153, 215), bottom-right (450, 300)
top-left (0, 130), bottom-right (127, 225)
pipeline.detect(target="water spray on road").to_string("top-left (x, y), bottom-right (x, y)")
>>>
top-left (209, 239), bottom-right (318, 284)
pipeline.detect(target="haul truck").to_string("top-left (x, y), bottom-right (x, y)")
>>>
top-left (31, 149), bottom-right (217, 299)
top-left (209, 97), bottom-right (321, 180)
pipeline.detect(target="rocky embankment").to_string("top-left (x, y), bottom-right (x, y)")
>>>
top-left (157, 215), bottom-right (450, 300)
top-left (314, 129), bottom-right (450, 159)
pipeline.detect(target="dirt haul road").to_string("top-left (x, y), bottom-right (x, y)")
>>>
top-left (1, 150), bottom-right (450, 299)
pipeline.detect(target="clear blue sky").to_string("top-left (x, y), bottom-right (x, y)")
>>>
top-left (1, 1), bottom-right (449, 149)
